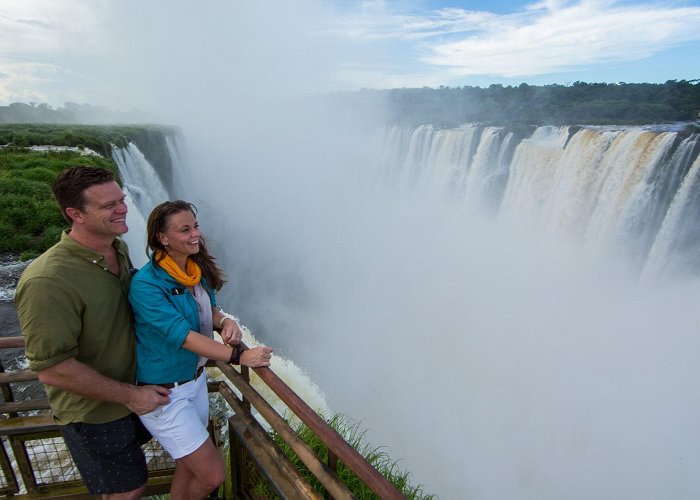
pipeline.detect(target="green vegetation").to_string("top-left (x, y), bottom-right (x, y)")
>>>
top-left (264, 414), bottom-right (434, 499)
top-left (0, 123), bottom-right (177, 159)
top-left (0, 146), bottom-right (119, 260)
top-left (335, 79), bottom-right (700, 127)
top-left (0, 101), bottom-right (145, 124)
top-left (0, 123), bottom-right (177, 260)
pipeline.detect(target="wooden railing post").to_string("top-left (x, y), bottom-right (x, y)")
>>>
top-left (0, 439), bottom-right (20, 495)
top-left (240, 364), bottom-right (251, 416)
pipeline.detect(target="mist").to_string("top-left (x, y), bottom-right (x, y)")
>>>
top-left (179, 123), bottom-right (700, 499)
top-left (90, 2), bottom-right (700, 498)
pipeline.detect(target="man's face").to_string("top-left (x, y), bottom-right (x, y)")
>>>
top-left (77, 181), bottom-right (129, 237)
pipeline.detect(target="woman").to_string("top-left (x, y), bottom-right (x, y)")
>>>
top-left (129, 200), bottom-right (272, 499)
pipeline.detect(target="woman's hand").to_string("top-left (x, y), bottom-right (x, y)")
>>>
top-left (220, 317), bottom-right (243, 345)
top-left (240, 346), bottom-right (273, 368)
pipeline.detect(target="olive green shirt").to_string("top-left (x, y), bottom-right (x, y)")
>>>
top-left (15, 230), bottom-right (136, 425)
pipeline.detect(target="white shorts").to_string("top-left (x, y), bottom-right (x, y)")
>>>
top-left (139, 371), bottom-right (209, 460)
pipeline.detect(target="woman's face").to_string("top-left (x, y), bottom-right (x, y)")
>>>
top-left (159, 209), bottom-right (201, 264)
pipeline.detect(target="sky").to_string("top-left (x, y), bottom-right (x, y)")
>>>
top-left (0, 0), bottom-right (699, 111)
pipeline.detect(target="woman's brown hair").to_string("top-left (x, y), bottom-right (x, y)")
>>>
top-left (146, 200), bottom-right (226, 291)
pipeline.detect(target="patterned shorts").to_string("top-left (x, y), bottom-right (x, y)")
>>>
top-left (60, 413), bottom-right (151, 494)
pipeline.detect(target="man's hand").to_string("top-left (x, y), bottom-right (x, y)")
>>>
top-left (126, 385), bottom-right (171, 415)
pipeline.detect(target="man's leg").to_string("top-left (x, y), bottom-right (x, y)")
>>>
top-left (60, 414), bottom-right (149, 497)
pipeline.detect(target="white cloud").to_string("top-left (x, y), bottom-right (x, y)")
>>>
top-left (0, 0), bottom-right (107, 104)
top-left (333, 0), bottom-right (700, 78)
top-left (0, 1), bottom-right (104, 54)
top-left (330, 4), bottom-right (500, 41)
top-left (0, 62), bottom-right (59, 103)
top-left (427, 1), bottom-right (700, 76)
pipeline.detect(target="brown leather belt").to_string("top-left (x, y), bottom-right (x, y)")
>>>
top-left (136, 365), bottom-right (205, 389)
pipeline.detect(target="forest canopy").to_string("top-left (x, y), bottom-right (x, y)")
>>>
top-left (3, 80), bottom-right (700, 128)
top-left (334, 80), bottom-right (700, 127)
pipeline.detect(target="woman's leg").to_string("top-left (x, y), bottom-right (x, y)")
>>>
top-left (170, 438), bottom-right (225, 500)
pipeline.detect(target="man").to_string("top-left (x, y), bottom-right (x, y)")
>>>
top-left (15, 166), bottom-right (170, 499)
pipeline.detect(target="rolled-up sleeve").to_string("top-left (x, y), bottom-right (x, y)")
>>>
top-left (16, 277), bottom-right (81, 372)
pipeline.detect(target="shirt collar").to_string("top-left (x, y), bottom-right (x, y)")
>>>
top-left (59, 229), bottom-right (126, 266)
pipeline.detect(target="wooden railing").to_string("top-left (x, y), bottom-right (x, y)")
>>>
top-left (0, 336), bottom-right (405, 499)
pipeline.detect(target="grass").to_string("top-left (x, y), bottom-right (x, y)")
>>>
top-left (0, 147), bottom-right (120, 259)
top-left (265, 413), bottom-right (434, 499)
top-left (0, 123), bottom-right (177, 157)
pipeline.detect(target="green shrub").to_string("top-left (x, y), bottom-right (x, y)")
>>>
top-left (4, 206), bottom-right (35, 233)
top-left (0, 193), bottom-right (31, 212)
top-left (41, 225), bottom-right (64, 250)
top-left (20, 250), bottom-right (41, 261)
top-left (0, 177), bottom-right (51, 198)
top-left (0, 222), bottom-right (14, 252)
top-left (2, 233), bottom-right (31, 253)
top-left (18, 167), bottom-right (57, 184)
top-left (37, 201), bottom-right (66, 228)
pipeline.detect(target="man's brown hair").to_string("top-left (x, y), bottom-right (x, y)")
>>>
top-left (52, 166), bottom-right (116, 223)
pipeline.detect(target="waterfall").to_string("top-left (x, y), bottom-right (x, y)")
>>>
top-left (377, 124), bottom-right (700, 281)
top-left (112, 142), bottom-right (170, 213)
top-left (642, 150), bottom-right (700, 281)
top-left (111, 142), bottom-right (171, 267)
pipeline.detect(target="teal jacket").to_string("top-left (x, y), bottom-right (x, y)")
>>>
top-left (129, 255), bottom-right (217, 384)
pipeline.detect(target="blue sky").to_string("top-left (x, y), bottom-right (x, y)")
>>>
top-left (1, 0), bottom-right (699, 110)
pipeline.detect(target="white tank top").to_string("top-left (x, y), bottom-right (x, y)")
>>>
top-left (192, 283), bottom-right (213, 368)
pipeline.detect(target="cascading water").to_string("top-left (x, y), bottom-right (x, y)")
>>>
top-left (376, 124), bottom-right (700, 282)
top-left (125, 122), bottom-right (700, 499)
top-left (111, 142), bottom-right (170, 266)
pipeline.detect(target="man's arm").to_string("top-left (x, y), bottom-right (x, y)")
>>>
top-left (37, 357), bottom-right (170, 415)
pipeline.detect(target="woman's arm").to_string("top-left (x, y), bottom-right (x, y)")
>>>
top-left (182, 331), bottom-right (272, 367)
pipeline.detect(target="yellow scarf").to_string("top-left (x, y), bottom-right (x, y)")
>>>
top-left (156, 250), bottom-right (202, 286)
